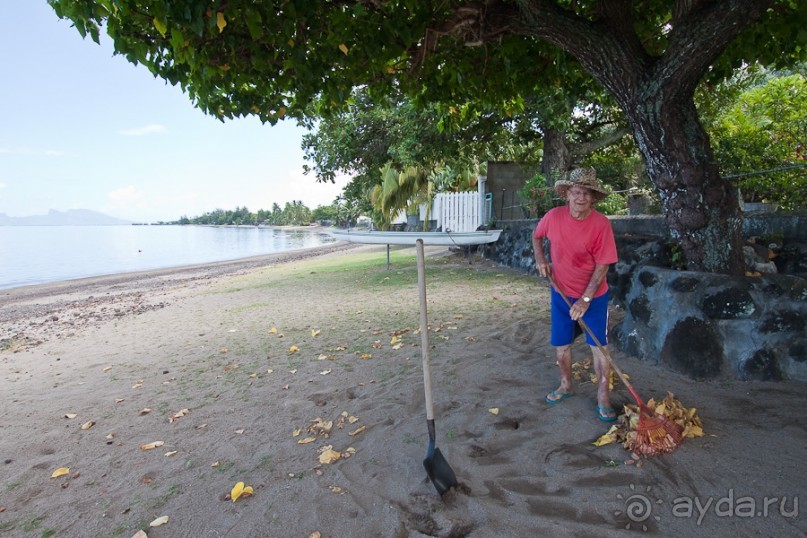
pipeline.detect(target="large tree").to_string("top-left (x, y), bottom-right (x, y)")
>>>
top-left (49, 0), bottom-right (805, 273)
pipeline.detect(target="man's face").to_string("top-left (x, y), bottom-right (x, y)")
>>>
top-left (567, 187), bottom-right (594, 212)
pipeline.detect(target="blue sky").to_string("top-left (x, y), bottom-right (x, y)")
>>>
top-left (0, 2), bottom-right (349, 223)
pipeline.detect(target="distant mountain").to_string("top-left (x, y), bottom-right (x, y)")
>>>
top-left (0, 209), bottom-right (133, 226)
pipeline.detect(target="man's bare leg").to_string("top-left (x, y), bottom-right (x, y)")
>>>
top-left (546, 344), bottom-right (574, 402)
top-left (591, 344), bottom-right (615, 419)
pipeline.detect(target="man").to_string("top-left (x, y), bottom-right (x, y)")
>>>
top-left (532, 167), bottom-right (619, 421)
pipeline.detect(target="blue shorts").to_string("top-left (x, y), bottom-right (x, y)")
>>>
top-left (550, 288), bottom-right (609, 346)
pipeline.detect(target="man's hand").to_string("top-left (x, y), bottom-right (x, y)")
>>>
top-left (569, 299), bottom-right (589, 321)
top-left (536, 261), bottom-right (550, 278)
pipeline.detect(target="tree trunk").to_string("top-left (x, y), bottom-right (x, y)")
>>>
top-left (540, 128), bottom-right (571, 185)
top-left (625, 97), bottom-right (745, 274)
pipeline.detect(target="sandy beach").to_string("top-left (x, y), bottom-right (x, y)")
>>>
top-left (1, 243), bottom-right (804, 537)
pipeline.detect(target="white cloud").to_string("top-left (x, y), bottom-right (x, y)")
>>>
top-left (107, 185), bottom-right (145, 204)
top-left (0, 181), bottom-right (6, 188)
top-left (117, 124), bottom-right (167, 136)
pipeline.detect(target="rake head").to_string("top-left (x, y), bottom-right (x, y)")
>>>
top-left (629, 412), bottom-right (685, 457)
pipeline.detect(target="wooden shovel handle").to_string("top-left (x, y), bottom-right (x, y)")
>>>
top-left (416, 240), bottom-right (436, 421)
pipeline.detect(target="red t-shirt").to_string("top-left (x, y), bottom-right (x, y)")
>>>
top-left (533, 206), bottom-right (618, 298)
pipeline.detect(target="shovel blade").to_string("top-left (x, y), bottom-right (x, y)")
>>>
top-left (423, 447), bottom-right (459, 495)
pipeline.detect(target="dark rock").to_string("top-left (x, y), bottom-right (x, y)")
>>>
top-left (660, 317), bottom-right (723, 379)
top-left (701, 289), bottom-right (757, 319)
top-left (775, 242), bottom-right (807, 274)
top-left (789, 343), bottom-right (807, 362)
top-left (638, 270), bottom-right (659, 288)
top-left (629, 295), bottom-right (652, 324)
top-left (739, 349), bottom-right (784, 381)
top-left (760, 311), bottom-right (806, 334)
top-left (669, 276), bottom-right (700, 293)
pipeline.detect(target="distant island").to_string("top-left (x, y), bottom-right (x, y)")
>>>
top-left (0, 209), bottom-right (133, 226)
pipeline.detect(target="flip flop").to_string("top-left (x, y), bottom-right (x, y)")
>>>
top-left (597, 405), bottom-right (617, 422)
top-left (546, 390), bottom-right (572, 405)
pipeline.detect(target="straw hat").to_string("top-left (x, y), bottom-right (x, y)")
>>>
top-left (553, 167), bottom-right (610, 201)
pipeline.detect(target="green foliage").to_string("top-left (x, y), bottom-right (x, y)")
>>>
top-left (518, 173), bottom-right (559, 218)
top-left (595, 192), bottom-right (628, 216)
top-left (175, 202), bottom-right (314, 226)
top-left (709, 73), bottom-right (807, 209)
top-left (311, 203), bottom-right (339, 223)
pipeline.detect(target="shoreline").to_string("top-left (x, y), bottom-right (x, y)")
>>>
top-left (0, 223), bottom-right (344, 294)
top-left (0, 241), bottom-right (368, 345)
top-left (0, 241), bottom-right (361, 301)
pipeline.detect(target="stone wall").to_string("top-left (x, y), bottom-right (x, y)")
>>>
top-left (479, 213), bottom-right (807, 381)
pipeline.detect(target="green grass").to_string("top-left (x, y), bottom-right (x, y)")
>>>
top-left (21, 516), bottom-right (46, 532)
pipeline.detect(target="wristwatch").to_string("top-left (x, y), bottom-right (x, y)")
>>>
top-left (582, 295), bottom-right (591, 303)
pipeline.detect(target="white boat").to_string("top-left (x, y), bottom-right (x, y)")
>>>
top-left (329, 229), bottom-right (502, 246)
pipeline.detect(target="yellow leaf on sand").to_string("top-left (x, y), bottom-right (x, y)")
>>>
top-left (339, 43), bottom-right (349, 55)
top-left (488, 408), bottom-right (500, 415)
top-left (298, 437), bottom-right (317, 444)
top-left (593, 425), bottom-right (619, 447)
top-left (268, 327), bottom-right (278, 334)
top-left (103, 366), bottom-right (113, 372)
top-left (292, 428), bottom-right (302, 437)
top-left (51, 467), bottom-right (70, 478)
top-left (683, 423), bottom-right (704, 438)
top-left (131, 530), bottom-right (148, 538)
top-left (150, 515), bottom-right (169, 527)
top-left (320, 369), bottom-right (332, 375)
top-left (348, 425), bottom-right (365, 436)
top-left (312, 329), bottom-right (320, 337)
top-left (64, 413), bottom-right (77, 419)
top-left (164, 451), bottom-right (178, 457)
top-left (140, 441), bottom-right (165, 450)
top-left (216, 12), bottom-right (227, 33)
top-left (392, 343), bottom-right (404, 350)
top-left (390, 335), bottom-right (400, 345)
top-left (360, 353), bottom-right (372, 360)
top-left (289, 345), bottom-right (299, 354)
top-left (230, 482), bottom-right (254, 502)
top-left (81, 420), bottom-right (95, 430)
top-left (319, 447), bottom-right (342, 464)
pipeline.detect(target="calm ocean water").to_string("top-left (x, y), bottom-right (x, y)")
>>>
top-left (0, 225), bottom-right (337, 290)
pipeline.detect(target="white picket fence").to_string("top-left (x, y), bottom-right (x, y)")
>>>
top-left (430, 191), bottom-right (483, 232)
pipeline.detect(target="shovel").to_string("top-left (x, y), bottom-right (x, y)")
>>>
top-left (416, 239), bottom-right (459, 496)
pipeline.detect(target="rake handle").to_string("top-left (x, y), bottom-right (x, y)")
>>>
top-left (546, 275), bottom-right (649, 411)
